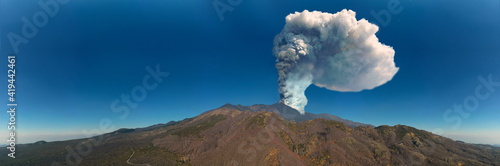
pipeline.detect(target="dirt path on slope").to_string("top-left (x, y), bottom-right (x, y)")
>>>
top-left (127, 148), bottom-right (151, 166)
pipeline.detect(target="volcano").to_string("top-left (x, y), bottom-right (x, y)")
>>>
top-left (1, 103), bottom-right (499, 165)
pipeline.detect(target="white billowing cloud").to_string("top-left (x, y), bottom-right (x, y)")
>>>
top-left (274, 9), bottom-right (399, 114)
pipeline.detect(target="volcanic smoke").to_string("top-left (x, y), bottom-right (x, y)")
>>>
top-left (273, 9), bottom-right (399, 114)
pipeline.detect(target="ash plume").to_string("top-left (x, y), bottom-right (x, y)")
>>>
top-left (273, 9), bottom-right (399, 114)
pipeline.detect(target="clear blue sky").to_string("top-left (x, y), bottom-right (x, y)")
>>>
top-left (1, 0), bottom-right (499, 144)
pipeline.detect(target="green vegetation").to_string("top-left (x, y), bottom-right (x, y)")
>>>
top-left (286, 122), bottom-right (308, 134)
top-left (0, 140), bottom-right (82, 166)
top-left (172, 114), bottom-right (226, 137)
top-left (309, 150), bottom-right (330, 166)
top-left (278, 129), bottom-right (307, 155)
top-left (370, 142), bottom-right (388, 160)
top-left (392, 125), bottom-right (433, 141)
top-left (246, 113), bottom-right (267, 128)
top-left (127, 144), bottom-right (191, 166)
top-left (278, 129), bottom-right (293, 149)
top-left (321, 119), bottom-right (351, 133)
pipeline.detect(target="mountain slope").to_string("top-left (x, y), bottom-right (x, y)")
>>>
top-left (220, 103), bottom-right (374, 128)
top-left (1, 104), bottom-right (499, 165)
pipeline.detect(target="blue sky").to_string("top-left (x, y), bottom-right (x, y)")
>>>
top-left (1, 0), bottom-right (499, 144)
